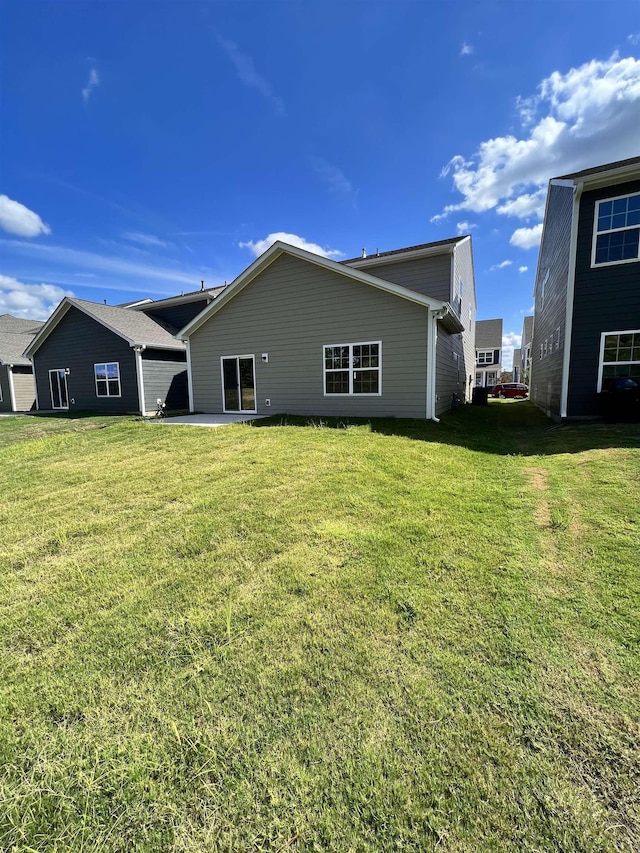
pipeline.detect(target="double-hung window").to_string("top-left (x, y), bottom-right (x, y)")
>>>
top-left (324, 342), bottom-right (381, 395)
top-left (94, 362), bottom-right (121, 397)
top-left (598, 330), bottom-right (640, 390)
top-left (593, 193), bottom-right (640, 266)
top-left (477, 351), bottom-right (494, 365)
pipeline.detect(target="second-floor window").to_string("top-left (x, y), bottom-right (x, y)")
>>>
top-left (477, 351), bottom-right (494, 365)
top-left (593, 193), bottom-right (640, 266)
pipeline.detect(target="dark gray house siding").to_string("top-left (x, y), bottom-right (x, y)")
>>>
top-left (189, 253), bottom-right (432, 419)
top-left (141, 349), bottom-right (188, 412)
top-left (0, 367), bottom-right (11, 412)
top-left (566, 178), bottom-right (640, 416)
top-left (142, 299), bottom-right (210, 331)
top-left (435, 327), bottom-right (464, 415)
top-left (32, 308), bottom-right (139, 413)
top-left (530, 184), bottom-right (574, 416)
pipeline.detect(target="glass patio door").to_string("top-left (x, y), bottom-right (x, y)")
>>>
top-left (49, 369), bottom-right (69, 409)
top-left (221, 356), bottom-right (256, 412)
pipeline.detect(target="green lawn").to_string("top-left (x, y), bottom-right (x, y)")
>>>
top-left (0, 404), bottom-right (638, 852)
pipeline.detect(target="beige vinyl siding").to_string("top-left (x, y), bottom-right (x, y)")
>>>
top-left (190, 254), bottom-right (430, 418)
top-left (12, 368), bottom-right (37, 411)
top-left (349, 254), bottom-right (452, 302)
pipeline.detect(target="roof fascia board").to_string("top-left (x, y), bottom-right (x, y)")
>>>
top-left (132, 291), bottom-right (220, 311)
top-left (177, 242), bottom-right (448, 339)
top-left (557, 163), bottom-right (640, 191)
top-left (344, 241), bottom-right (458, 269)
top-left (23, 299), bottom-right (74, 357)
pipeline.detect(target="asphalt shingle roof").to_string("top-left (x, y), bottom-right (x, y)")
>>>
top-left (66, 298), bottom-right (185, 350)
top-left (0, 332), bottom-right (37, 366)
top-left (557, 156), bottom-right (640, 180)
top-left (0, 314), bottom-right (44, 335)
top-left (475, 318), bottom-right (503, 350)
top-left (342, 236), bottom-right (467, 265)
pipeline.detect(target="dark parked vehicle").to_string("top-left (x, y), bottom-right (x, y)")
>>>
top-left (492, 383), bottom-right (529, 398)
top-left (599, 377), bottom-right (640, 421)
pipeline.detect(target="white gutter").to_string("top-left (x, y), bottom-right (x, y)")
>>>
top-left (426, 309), bottom-right (444, 422)
top-left (7, 365), bottom-right (17, 412)
top-left (186, 339), bottom-right (194, 413)
top-left (134, 345), bottom-right (147, 415)
top-left (559, 181), bottom-right (583, 419)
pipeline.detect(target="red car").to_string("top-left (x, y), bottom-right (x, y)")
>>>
top-left (492, 383), bottom-right (529, 398)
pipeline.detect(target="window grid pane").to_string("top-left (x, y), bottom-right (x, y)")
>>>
top-left (595, 194), bottom-right (640, 265)
top-left (94, 362), bottom-right (120, 397)
top-left (324, 343), bottom-right (380, 395)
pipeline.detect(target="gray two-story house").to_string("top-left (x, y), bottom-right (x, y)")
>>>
top-left (530, 156), bottom-right (640, 419)
top-left (178, 237), bottom-right (476, 420)
top-left (475, 318), bottom-right (503, 388)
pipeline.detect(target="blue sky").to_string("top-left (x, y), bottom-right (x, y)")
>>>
top-left (2, 1), bottom-right (639, 367)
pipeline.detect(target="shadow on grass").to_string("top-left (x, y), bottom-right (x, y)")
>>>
top-left (250, 400), bottom-right (640, 457)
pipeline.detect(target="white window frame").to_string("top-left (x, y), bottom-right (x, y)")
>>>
top-left (94, 362), bottom-right (122, 398)
top-left (477, 350), bottom-right (494, 365)
top-left (591, 191), bottom-right (640, 268)
top-left (220, 354), bottom-right (257, 414)
top-left (323, 341), bottom-right (382, 397)
top-left (597, 329), bottom-right (640, 392)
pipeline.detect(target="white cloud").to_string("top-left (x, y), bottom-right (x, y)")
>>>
top-left (82, 68), bottom-right (100, 102)
top-left (311, 158), bottom-right (358, 205)
top-left (1, 238), bottom-right (207, 286)
top-left (518, 265), bottom-right (528, 273)
top-left (433, 53), bottom-right (640, 222)
top-left (122, 232), bottom-right (169, 248)
top-left (520, 304), bottom-right (535, 315)
top-left (0, 274), bottom-right (73, 320)
top-left (461, 42), bottom-right (474, 56)
top-left (0, 196), bottom-right (51, 238)
top-left (216, 35), bottom-right (285, 116)
top-left (490, 259), bottom-right (512, 270)
top-left (238, 232), bottom-right (343, 259)
top-left (456, 221), bottom-right (476, 234)
top-left (627, 33), bottom-right (640, 46)
top-left (510, 224), bottom-right (543, 249)
top-left (501, 332), bottom-right (523, 371)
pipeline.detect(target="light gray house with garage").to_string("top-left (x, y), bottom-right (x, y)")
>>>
top-left (0, 314), bottom-right (43, 412)
top-left (177, 237), bottom-right (476, 420)
top-left (24, 298), bottom-right (190, 415)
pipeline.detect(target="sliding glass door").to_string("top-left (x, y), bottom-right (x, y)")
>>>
top-left (221, 356), bottom-right (256, 413)
top-left (49, 369), bottom-right (69, 410)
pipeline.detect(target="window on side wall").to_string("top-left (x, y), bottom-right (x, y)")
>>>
top-left (593, 193), bottom-right (640, 266)
top-left (324, 342), bottom-right (381, 396)
top-left (598, 330), bottom-right (640, 391)
top-left (94, 362), bottom-right (121, 397)
top-left (477, 350), bottom-right (494, 365)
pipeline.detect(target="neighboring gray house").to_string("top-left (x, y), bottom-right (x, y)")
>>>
top-left (530, 156), bottom-right (640, 419)
top-left (475, 318), bottom-right (503, 388)
top-left (24, 298), bottom-right (189, 415)
top-left (0, 315), bottom-right (43, 412)
top-left (520, 316), bottom-right (533, 386)
top-left (512, 348), bottom-right (522, 383)
top-left (177, 239), bottom-right (472, 420)
top-left (131, 284), bottom-right (226, 330)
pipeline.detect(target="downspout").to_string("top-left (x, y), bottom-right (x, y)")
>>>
top-left (185, 338), bottom-right (194, 413)
top-left (30, 357), bottom-right (40, 410)
top-left (426, 309), bottom-right (445, 422)
top-left (134, 345), bottom-right (146, 415)
top-left (560, 181), bottom-right (583, 419)
top-left (7, 364), bottom-right (17, 412)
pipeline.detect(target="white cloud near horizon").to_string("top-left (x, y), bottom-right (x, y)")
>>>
top-left (239, 232), bottom-right (344, 259)
top-left (0, 274), bottom-right (73, 320)
top-left (518, 265), bottom-right (528, 273)
top-left (510, 224), bottom-right (543, 249)
top-left (0, 195), bottom-right (51, 238)
top-left (431, 53), bottom-right (640, 245)
top-left (490, 259), bottom-right (512, 270)
top-left (216, 35), bottom-right (285, 116)
top-left (311, 158), bottom-right (358, 205)
top-left (502, 331), bottom-right (523, 370)
top-left (82, 68), bottom-right (100, 102)
top-left (1, 238), bottom-right (210, 287)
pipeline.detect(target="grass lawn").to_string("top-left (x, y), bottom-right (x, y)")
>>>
top-left (0, 403), bottom-right (638, 852)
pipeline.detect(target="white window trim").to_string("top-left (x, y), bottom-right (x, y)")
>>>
top-left (49, 368), bottom-right (69, 410)
top-left (591, 191), bottom-right (640, 268)
top-left (220, 354), bottom-right (257, 414)
top-left (323, 341), bottom-right (382, 397)
top-left (597, 329), bottom-right (640, 392)
top-left (94, 362), bottom-right (122, 398)
top-left (477, 350), bottom-right (495, 365)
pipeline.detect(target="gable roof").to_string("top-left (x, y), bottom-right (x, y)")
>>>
top-left (0, 314), bottom-right (44, 335)
top-left (176, 241), bottom-right (464, 339)
top-left (556, 155), bottom-right (640, 182)
top-left (131, 285), bottom-right (226, 311)
top-left (475, 318), bottom-right (503, 349)
top-left (342, 235), bottom-right (468, 267)
top-left (0, 332), bottom-right (38, 366)
top-left (24, 297), bottom-right (186, 358)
